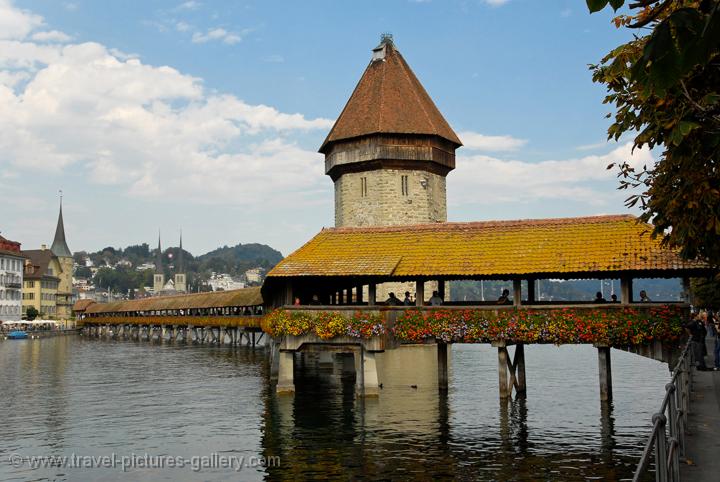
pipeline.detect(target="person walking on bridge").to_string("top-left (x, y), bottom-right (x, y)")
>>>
top-left (686, 314), bottom-right (709, 370)
top-left (709, 309), bottom-right (720, 370)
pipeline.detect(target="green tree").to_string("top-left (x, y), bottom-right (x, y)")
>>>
top-left (26, 306), bottom-right (38, 321)
top-left (691, 277), bottom-right (720, 307)
top-left (74, 265), bottom-right (93, 279)
top-left (588, 0), bottom-right (720, 267)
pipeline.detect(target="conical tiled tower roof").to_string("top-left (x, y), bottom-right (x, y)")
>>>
top-left (319, 36), bottom-right (461, 153)
top-left (51, 200), bottom-right (72, 258)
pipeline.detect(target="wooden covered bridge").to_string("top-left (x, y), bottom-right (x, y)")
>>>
top-left (76, 286), bottom-right (265, 346)
top-left (76, 215), bottom-right (713, 400)
top-left (261, 215), bottom-right (712, 398)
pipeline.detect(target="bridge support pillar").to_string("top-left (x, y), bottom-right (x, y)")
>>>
top-left (270, 341), bottom-right (280, 380)
top-left (496, 343), bottom-right (510, 399)
top-left (276, 351), bottom-right (295, 394)
top-left (596, 345), bottom-right (613, 401)
top-left (161, 326), bottom-right (168, 341)
top-left (437, 342), bottom-right (449, 391)
top-left (357, 349), bottom-right (380, 397)
top-left (493, 341), bottom-right (526, 399)
top-left (515, 343), bottom-right (527, 397)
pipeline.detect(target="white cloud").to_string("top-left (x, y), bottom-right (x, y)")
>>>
top-left (176, 1), bottom-right (201, 10)
top-left (175, 21), bottom-right (191, 32)
top-left (449, 142), bottom-right (654, 206)
top-left (0, 0), bottom-right (334, 210)
top-left (576, 140), bottom-right (610, 151)
top-left (31, 30), bottom-right (72, 43)
top-left (191, 27), bottom-right (242, 45)
top-left (0, 0), bottom-right (43, 40)
top-left (483, 0), bottom-right (510, 6)
top-left (63, 2), bottom-right (78, 11)
top-left (458, 130), bottom-right (527, 151)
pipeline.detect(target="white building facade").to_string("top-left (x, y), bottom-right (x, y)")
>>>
top-left (0, 235), bottom-right (25, 321)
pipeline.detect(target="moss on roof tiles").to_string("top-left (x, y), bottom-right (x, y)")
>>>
top-left (267, 215), bottom-right (709, 278)
top-left (85, 287), bottom-right (263, 314)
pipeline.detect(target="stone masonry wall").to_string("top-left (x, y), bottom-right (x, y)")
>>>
top-left (335, 169), bottom-right (447, 227)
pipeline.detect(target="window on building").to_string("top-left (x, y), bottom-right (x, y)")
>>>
top-left (401, 175), bottom-right (409, 196)
top-left (360, 177), bottom-right (368, 197)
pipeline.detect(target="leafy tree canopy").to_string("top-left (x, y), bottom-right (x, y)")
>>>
top-left (691, 276), bottom-right (720, 307)
top-left (588, 0), bottom-right (720, 267)
top-left (25, 306), bottom-right (38, 321)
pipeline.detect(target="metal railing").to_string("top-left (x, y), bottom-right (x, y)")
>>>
top-left (633, 340), bottom-right (693, 482)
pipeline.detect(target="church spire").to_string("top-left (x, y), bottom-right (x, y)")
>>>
top-left (178, 230), bottom-right (184, 273)
top-left (155, 230), bottom-right (163, 271)
top-left (50, 191), bottom-right (72, 258)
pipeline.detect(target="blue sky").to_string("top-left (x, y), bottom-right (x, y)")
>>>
top-left (0, 0), bottom-right (651, 256)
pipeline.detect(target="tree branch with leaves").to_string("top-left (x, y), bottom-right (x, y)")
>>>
top-left (588, 0), bottom-right (720, 267)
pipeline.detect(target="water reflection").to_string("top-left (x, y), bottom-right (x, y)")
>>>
top-left (1, 338), bottom-right (668, 481)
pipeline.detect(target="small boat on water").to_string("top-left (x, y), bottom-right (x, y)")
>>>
top-left (6, 330), bottom-right (28, 340)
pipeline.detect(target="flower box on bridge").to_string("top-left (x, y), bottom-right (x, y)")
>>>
top-left (81, 315), bottom-right (263, 329)
top-left (263, 303), bottom-right (689, 348)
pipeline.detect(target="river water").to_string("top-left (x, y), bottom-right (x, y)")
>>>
top-left (0, 336), bottom-right (669, 481)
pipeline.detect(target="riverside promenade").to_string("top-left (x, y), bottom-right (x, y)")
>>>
top-left (680, 336), bottom-right (720, 481)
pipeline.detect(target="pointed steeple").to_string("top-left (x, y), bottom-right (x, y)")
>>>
top-left (51, 192), bottom-right (72, 258)
top-left (178, 230), bottom-right (184, 273)
top-left (155, 230), bottom-right (163, 271)
top-left (319, 35), bottom-right (461, 153)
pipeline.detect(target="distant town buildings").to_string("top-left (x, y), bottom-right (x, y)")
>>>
top-left (245, 267), bottom-right (265, 284)
top-left (0, 234), bottom-right (24, 321)
top-left (208, 272), bottom-right (245, 292)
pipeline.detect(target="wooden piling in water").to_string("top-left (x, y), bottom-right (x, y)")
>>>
top-left (597, 345), bottom-right (613, 401)
top-left (437, 342), bottom-right (449, 391)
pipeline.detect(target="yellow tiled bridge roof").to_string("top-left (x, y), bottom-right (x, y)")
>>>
top-left (267, 215), bottom-right (710, 279)
top-left (84, 287), bottom-right (263, 314)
